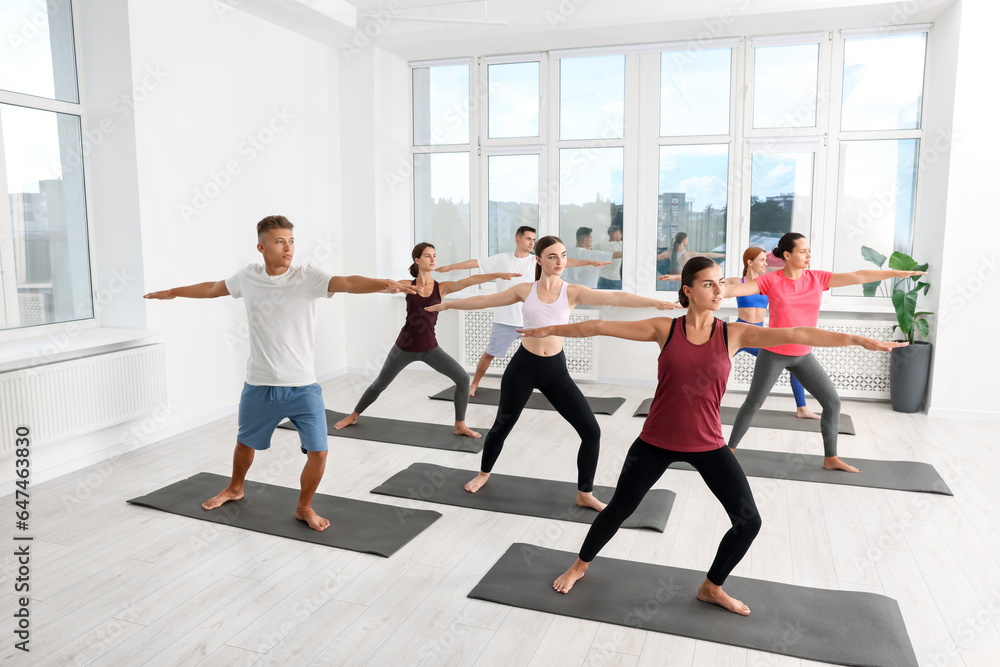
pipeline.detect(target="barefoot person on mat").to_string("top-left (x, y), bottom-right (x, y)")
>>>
top-left (144, 215), bottom-right (415, 532)
top-left (518, 257), bottom-right (904, 612)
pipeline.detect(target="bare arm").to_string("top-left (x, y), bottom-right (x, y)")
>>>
top-left (722, 277), bottom-right (760, 298)
top-left (730, 323), bottom-right (907, 355)
top-left (438, 272), bottom-right (521, 297)
top-left (565, 258), bottom-right (613, 268)
top-left (570, 285), bottom-right (680, 310)
top-left (435, 259), bottom-right (479, 273)
top-left (328, 275), bottom-right (417, 294)
top-left (828, 269), bottom-right (926, 288)
top-left (517, 318), bottom-right (672, 344)
top-left (426, 283), bottom-right (528, 312)
top-left (144, 281), bottom-right (229, 299)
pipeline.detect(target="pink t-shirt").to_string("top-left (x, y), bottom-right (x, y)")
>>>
top-left (753, 269), bottom-right (832, 356)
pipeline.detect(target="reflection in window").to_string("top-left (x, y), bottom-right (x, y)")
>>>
top-left (842, 33), bottom-right (926, 131)
top-left (753, 43), bottom-right (819, 129)
top-left (488, 62), bottom-right (539, 139)
top-left (834, 139), bottom-right (918, 296)
top-left (488, 155), bottom-right (538, 255)
top-left (749, 152), bottom-right (814, 268)
top-left (1, 104), bottom-right (92, 329)
top-left (558, 148), bottom-right (624, 289)
top-left (0, 0), bottom-right (79, 102)
top-left (559, 55), bottom-right (625, 141)
top-left (656, 145), bottom-right (728, 291)
top-left (660, 48), bottom-right (731, 137)
top-left (413, 152), bottom-right (470, 266)
top-left (413, 64), bottom-right (469, 145)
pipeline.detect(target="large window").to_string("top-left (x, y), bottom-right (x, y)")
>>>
top-left (0, 0), bottom-right (92, 330)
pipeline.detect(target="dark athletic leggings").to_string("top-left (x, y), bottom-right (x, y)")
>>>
top-left (355, 345), bottom-right (470, 421)
top-left (480, 346), bottom-right (601, 493)
top-left (580, 439), bottom-right (761, 586)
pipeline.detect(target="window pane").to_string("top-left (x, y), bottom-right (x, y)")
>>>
top-left (753, 44), bottom-right (819, 129)
top-left (559, 148), bottom-right (624, 289)
top-left (1, 104), bottom-right (92, 329)
top-left (0, 0), bottom-right (79, 102)
top-left (660, 48), bottom-right (731, 136)
top-left (834, 139), bottom-right (918, 296)
top-left (559, 55), bottom-right (625, 141)
top-left (488, 62), bottom-right (539, 139)
top-left (842, 33), bottom-right (926, 131)
top-left (749, 152), bottom-right (814, 269)
top-left (413, 152), bottom-right (470, 267)
top-left (413, 64), bottom-right (469, 146)
top-left (488, 155), bottom-right (538, 256)
top-left (656, 145), bottom-right (728, 292)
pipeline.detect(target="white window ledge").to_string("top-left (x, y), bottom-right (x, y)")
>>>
top-left (0, 327), bottom-right (162, 374)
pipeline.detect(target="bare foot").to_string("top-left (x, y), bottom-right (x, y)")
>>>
top-left (553, 559), bottom-right (589, 594)
top-left (295, 507), bottom-right (331, 532)
top-left (795, 406), bottom-right (821, 420)
top-left (454, 422), bottom-right (482, 439)
top-left (469, 384), bottom-right (478, 397)
top-left (697, 579), bottom-right (750, 615)
top-left (333, 412), bottom-right (359, 429)
top-left (202, 487), bottom-right (243, 510)
top-left (824, 456), bottom-right (860, 473)
top-left (575, 491), bottom-right (606, 512)
top-left (464, 472), bottom-right (490, 493)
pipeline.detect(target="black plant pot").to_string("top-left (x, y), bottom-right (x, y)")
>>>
top-left (889, 341), bottom-right (932, 413)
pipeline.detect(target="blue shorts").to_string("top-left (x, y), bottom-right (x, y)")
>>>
top-left (237, 383), bottom-right (328, 454)
top-left (485, 322), bottom-right (522, 357)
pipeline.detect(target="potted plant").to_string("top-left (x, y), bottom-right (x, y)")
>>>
top-left (861, 247), bottom-right (932, 413)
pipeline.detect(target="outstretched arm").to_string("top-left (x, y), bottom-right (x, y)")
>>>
top-left (426, 283), bottom-right (528, 312)
top-left (722, 277), bottom-right (760, 298)
top-left (144, 281), bottom-right (229, 299)
top-left (438, 272), bottom-right (522, 297)
top-left (566, 258), bottom-right (614, 268)
top-left (730, 323), bottom-right (907, 355)
top-left (571, 285), bottom-right (681, 310)
top-left (518, 317), bottom-right (672, 343)
top-left (435, 259), bottom-right (479, 273)
top-left (328, 276), bottom-right (417, 294)
top-left (828, 269), bottom-right (926, 288)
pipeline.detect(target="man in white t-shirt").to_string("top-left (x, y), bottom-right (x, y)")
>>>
top-left (436, 226), bottom-right (609, 395)
top-left (144, 215), bottom-right (414, 532)
top-left (595, 225), bottom-right (624, 290)
top-left (565, 226), bottom-right (621, 288)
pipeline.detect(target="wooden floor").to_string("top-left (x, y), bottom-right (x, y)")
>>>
top-left (3, 370), bottom-right (1000, 666)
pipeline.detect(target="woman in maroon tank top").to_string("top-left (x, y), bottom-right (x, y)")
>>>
top-left (519, 257), bottom-right (905, 615)
top-left (334, 242), bottom-right (521, 438)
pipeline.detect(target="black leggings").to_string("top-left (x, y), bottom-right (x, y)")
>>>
top-left (580, 439), bottom-right (761, 586)
top-left (480, 346), bottom-right (601, 493)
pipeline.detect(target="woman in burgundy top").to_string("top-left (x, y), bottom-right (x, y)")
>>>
top-left (334, 242), bottom-right (520, 438)
top-left (519, 257), bottom-right (904, 614)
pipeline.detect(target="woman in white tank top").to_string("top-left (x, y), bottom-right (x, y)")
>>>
top-left (427, 236), bottom-right (680, 510)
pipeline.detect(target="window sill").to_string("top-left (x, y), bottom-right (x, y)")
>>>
top-left (0, 327), bottom-right (163, 374)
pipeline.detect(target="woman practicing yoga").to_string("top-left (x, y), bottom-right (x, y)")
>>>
top-left (518, 257), bottom-right (904, 612)
top-left (426, 235), bottom-right (679, 511)
top-left (724, 233), bottom-right (926, 472)
top-left (334, 242), bottom-right (520, 438)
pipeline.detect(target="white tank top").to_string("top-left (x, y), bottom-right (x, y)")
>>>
top-left (521, 281), bottom-right (570, 330)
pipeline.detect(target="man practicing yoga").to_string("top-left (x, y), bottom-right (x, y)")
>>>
top-left (144, 215), bottom-right (414, 531)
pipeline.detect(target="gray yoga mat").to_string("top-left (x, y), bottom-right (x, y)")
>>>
top-left (127, 472), bottom-right (441, 558)
top-left (470, 543), bottom-right (918, 667)
top-left (429, 386), bottom-right (625, 415)
top-left (277, 409), bottom-right (486, 453)
top-left (372, 463), bottom-right (674, 531)
top-left (634, 399), bottom-right (856, 435)
top-left (671, 449), bottom-right (952, 496)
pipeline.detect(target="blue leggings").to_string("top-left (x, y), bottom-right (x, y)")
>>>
top-left (736, 319), bottom-right (807, 408)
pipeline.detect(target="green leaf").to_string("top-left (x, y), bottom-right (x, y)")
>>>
top-left (862, 281), bottom-right (881, 297)
top-left (915, 262), bottom-right (929, 273)
top-left (916, 281), bottom-right (931, 295)
top-left (861, 246), bottom-right (887, 268)
top-left (888, 251), bottom-right (919, 271)
top-left (892, 288), bottom-right (918, 340)
top-left (914, 317), bottom-right (930, 340)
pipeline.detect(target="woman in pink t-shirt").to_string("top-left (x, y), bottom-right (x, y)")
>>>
top-left (724, 233), bottom-right (926, 472)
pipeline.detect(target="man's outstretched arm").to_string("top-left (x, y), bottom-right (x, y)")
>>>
top-left (328, 275), bottom-right (417, 294)
top-left (144, 281), bottom-right (229, 299)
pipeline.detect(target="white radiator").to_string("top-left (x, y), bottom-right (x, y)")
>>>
top-left (728, 319), bottom-right (895, 400)
top-left (460, 310), bottom-right (599, 381)
top-left (0, 344), bottom-right (168, 453)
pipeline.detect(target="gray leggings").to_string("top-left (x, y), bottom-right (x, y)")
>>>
top-left (728, 349), bottom-right (841, 457)
top-left (355, 345), bottom-right (470, 421)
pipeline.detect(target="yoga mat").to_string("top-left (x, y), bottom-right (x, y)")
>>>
top-left (671, 449), bottom-right (953, 496)
top-left (127, 472), bottom-right (441, 558)
top-left (278, 409), bottom-right (486, 453)
top-left (372, 463), bottom-right (674, 531)
top-left (633, 399), bottom-right (856, 435)
top-left (430, 386), bottom-right (625, 415)
top-left (470, 543), bottom-right (918, 667)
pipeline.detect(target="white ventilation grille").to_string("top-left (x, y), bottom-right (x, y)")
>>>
top-left (459, 309), bottom-right (599, 380)
top-left (0, 345), bottom-right (168, 453)
top-left (729, 319), bottom-right (895, 399)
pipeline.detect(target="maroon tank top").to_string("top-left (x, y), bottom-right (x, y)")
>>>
top-left (395, 280), bottom-right (440, 352)
top-left (639, 316), bottom-right (731, 452)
